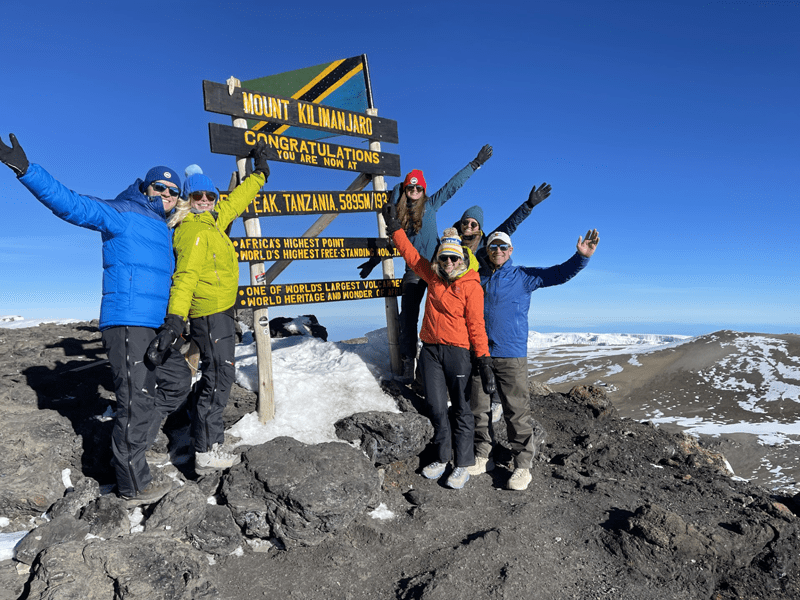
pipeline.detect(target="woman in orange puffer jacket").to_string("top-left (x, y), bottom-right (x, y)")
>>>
top-left (382, 204), bottom-right (495, 490)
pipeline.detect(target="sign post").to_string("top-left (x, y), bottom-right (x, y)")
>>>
top-left (367, 106), bottom-right (401, 376)
top-left (208, 57), bottom-right (401, 424)
top-left (228, 76), bottom-right (275, 423)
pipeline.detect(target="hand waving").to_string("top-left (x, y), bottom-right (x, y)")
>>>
top-left (577, 229), bottom-right (599, 258)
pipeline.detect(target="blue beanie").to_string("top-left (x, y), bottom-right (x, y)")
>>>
top-left (140, 166), bottom-right (181, 194)
top-left (460, 205), bottom-right (484, 231)
top-left (182, 164), bottom-right (216, 198)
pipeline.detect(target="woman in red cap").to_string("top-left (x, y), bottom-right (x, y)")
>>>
top-left (358, 145), bottom-right (493, 384)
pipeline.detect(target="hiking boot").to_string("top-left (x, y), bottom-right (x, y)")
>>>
top-left (466, 456), bottom-right (495, 476)
top-left (445, 467), bottom-right (470, 490)
top-left (491, 402), bottom-right (503, 423)
top-left (145, 448), bottom-right (170, 466)
top-left (507, 468), bottom-right (532, 491)
top-left (195, 443), bottom-right (241, 475)
top-left (421, 461), bottom-right (447, 480)
top-left (120, 480), bottom-right (172, 507)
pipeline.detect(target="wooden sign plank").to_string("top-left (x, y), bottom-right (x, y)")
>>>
top-left (237, 278), bottom-right (402, 308)
top-left (209, 123), bottom-right (401, 176)
top-left (203, 80), bottom-right (399, 144)
top-left (235, 190), bottom-right (390, 217)
top-left (232, 237), bottom-right (399, 262)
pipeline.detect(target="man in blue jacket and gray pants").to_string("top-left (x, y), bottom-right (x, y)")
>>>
top-left (0, 133), bottom-right (189, 506)
top-left (467, 227), bottom-right (600, 490)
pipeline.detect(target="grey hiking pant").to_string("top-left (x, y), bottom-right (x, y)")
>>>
top-left (191, 311), bottom-right (236, 453)
top-left (469, 357), bottom-right (534, 469)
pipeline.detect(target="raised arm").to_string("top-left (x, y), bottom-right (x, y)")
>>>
top-left (215, 141), bottom-right (268, 230)
top-left (427, 144), bottom-right (493, 211)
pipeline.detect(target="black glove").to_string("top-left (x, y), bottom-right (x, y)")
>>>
top-left (470, 144), bottom-right (493, 170)
top-left (146, 314), bottom-right (185, 366)
top-left (381, 203), bottom-right (402, 236)
top-left (357, 257), bottom-right (381, 279)
top-left (250, 140), bottom-right (270, 180)
top-left (0, 134), bottom-right (29, 177)
top-left (526, 182), bottom-right (552, 209)
top-left (477, 356), bottom-right (496, 395)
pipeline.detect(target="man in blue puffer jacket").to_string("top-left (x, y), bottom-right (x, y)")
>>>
top-left (0, 133), bottom-right (188, 505)
top-left (467, 228), bottom-right (600, 491)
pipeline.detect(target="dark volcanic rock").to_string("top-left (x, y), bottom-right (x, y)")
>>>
top-left (221, 436), bottom-right (381, 548)
top-left (25, 536), bottom-right (219, 600)
top-left (188, 504), bottom-right (245, 556)
top-left (4, 322), bottom-right (800, 600)
top-left (79, 494), bottom-right (130, 539)
top-left (269, 314), bottom-right (328, 341)
top-left (334, 410), bottom-right (434, 465)
top-left (47, 477), bottom-right (100, 519)
top-left (145, 482), bottom-right (207, 534)
top-left (15, 514), bottom-right (91, 565)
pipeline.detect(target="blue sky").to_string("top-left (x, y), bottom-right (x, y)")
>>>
top-left (1, 0), bottom-right (797, 340)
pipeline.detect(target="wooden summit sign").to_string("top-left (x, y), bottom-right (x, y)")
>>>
top-left (232, 236), bottom-right (399, 262)
top-left (209, 123), bottom-right (401, 176)
top-left (237, 190), bottom-right (389, 217)
top-left (203, 80), bottom-right (399, 144)
top-left (238, 278), bottom-right (402, 308)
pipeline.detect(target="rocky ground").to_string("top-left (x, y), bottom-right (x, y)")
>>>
top-left (1, 321), bottom-right (799, 599)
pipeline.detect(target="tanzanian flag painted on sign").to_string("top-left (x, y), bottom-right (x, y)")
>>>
top-left (243, 56), bottom-right (370, 140)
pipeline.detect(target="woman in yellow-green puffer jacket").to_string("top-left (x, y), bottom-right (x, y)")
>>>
top-left (147, 141), bottom-right (269, 474)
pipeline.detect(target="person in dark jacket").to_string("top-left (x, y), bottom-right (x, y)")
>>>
top-left (0, 133), bottom-right (189, 506)
top-left (357, 145), bottom-right (493, 383)
top-left (454, 182), bottom-right (551, 271)
top-left (467, 228), bottom-right (599, 491)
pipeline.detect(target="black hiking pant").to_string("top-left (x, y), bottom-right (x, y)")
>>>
top-left (145, 345), bottom-right (192, 450)
top-left (191, 311), bottom-right (236, 453)
top-left (419, 343), bottom-right (475, 468)
top-left (103, 326), bottom-right (157, 497)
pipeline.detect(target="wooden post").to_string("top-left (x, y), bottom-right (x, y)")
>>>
top-left (228, 76), bottom-right (275, 423)
top-left (367, 108), bottom-right (401, 376)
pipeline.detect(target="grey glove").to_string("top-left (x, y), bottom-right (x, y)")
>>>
top-left (0, 134), bottom-right (29, 177)
top-left (381, 203), bottom-right (402, 236)
top-left (477, 355), bottom-right (496, 395)
top-left (146, 314), bottom-right (185, 366)
top-left (470, 144), bottom-right (493, 170)
top-left (250, 140), bottom-right (270, 180)
top-left (526, 183), bottom-right (551, 209)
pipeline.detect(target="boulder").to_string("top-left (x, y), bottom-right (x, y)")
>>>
top-left (79, 495), bottom-right (130, 539)
top-left (145, 482), bottom-right (208, 535)
top-left (188, 504), bottom-right (245, 557)
top-left (25, 536), bottom-right (219, 600)
top-left (15, 514), bottom-right (91, 565)
top-left (221, 436), bottom-right (380, 548)
top-left (48, 477), bottom-right (100, 519)
top-left (334, 411), bottom-right (434, 465)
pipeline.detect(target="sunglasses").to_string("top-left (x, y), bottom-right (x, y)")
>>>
top-left (190, 191), bottom-right (218, 202)
top-left (406, 184), bottom-right (424, 193)
top-left (438, 255), bottom-right (461, 263)
top-left (488, 244), bottom-right (510, 252)
top-left (151, 182), bottom-right (180, 197)
top-left (461, 219), bottom-right (480, 230)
